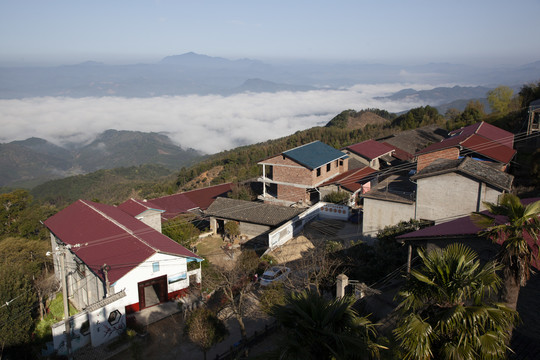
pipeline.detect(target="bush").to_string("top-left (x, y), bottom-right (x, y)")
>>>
top-left (323, 190), bottom-right (350, 204)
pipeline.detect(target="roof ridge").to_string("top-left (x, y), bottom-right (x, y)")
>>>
top-left (80, 200), bottom-right (158, 252)
top-left (283, 140), bottom-right (320, 154)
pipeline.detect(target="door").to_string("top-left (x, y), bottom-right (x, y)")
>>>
top-left (137, 275), bottom-right (167, 310)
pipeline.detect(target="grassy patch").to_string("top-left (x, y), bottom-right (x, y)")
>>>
top-left (34, 293), bottom-right (78, 341)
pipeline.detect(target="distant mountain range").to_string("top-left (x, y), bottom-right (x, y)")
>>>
top-left (0, 130), bottom-right (202, 188)
top-left (1, 52), bottom-right (539, 98)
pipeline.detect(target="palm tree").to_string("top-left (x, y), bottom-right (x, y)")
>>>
top-left (472, 193), bottom-right (540, 309)
top-left (394, 244), bottom-right (517, 360)
top-left (268, 290), bottom-right (384, 360)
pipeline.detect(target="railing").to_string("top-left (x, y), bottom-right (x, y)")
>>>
top-left (214, 321), bottom-right (280, 360)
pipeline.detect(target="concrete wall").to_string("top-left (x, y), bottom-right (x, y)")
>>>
top-left (113, 252), bottom-right (189, 310)
top-left (239, 221), bottom-right (271, 237)
top-left (416, 173), bottom-right (502, 224)
top-left (362, 198), bottom-right (415, 238)
top-left (136, 209), bottom-right (163, 233)
top-left (52, 292), bottom-right (127, 355)
top-left (416, 147), bottom-right (460, 171)
top-left (50, 235), bottom-right (106, 311)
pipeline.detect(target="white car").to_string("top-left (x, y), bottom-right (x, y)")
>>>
top-left (260, 266), bottom-right (290, 286)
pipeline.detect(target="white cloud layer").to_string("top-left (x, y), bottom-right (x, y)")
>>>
top-left (0, 84), bottom-right (429, 154)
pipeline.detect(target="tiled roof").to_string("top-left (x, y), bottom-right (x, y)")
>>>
top-left (118, 198), bottom-right (164, 217)
top-left (282, 141), bottom-right (348, 170)
top-left (411, 157), bottom-right (514, 191)
top-left (380, 125), bottom-right (447, 160)
top-left (43, 200), bottom-right (201, 283)
top-left (397, 197), bottom-right (540, 270)
top-left (345, 140), bottom-right (394, 160)
top-left (360, 174), bottom-right (416, 204)
top-left (319, 166), bottom-right (377, 192)
top-left (204, 198), bottom-right (304, 226)
top-left (148, 183), bottom-right (233, 220)
top-left (416, 122), bottom-right (516, 164)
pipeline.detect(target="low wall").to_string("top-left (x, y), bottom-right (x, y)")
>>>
top-left (268, 202), bottom-right (349, 250)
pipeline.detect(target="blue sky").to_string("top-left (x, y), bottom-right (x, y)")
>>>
top-left (1, 0), bottom-right (539, 66)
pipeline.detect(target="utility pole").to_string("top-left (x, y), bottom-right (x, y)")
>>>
top-left (59, 249), bottom-right (73, 360)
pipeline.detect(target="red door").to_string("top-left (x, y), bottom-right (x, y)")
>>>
top-left (137, 275), bottom-right (167, 310)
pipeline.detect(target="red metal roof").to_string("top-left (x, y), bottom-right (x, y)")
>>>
top-left (397, 198), bottom-right (540, 270)
top-left (346, 140), bottom-right (395, 160)
top-left (43, 200), bottom-right (200, 283)
top-left (149, 183), bottom-right (233, 220)
top-left (320, 166), bottom-right (377, 192)
top-left (381, 142), bottom-right (413, 161)
top-left (460, 134), bottom-right (516, 163)
top-left (417, 122), bottom-right (515, 164)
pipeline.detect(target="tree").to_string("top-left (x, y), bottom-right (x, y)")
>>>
top-left (227, 183), bottom-right (254, 201)
top-left (268, 290), bottom-right (383, 360)
top-left (184, 307), bottom-right (228, 360)
top-left (394, 244), bottom-right (517, 360)
top-left (487, 86), bottom-right (514, 115)
top-left (223, 221), bottom-right (240, 241)
top-left (203, 251), bottom-right (260, 352)
top-left (322, 190), bottom-right (350, 204)
top-left (0, 263), bottom-right (36, 354)
top-left (292, 244), bottom-right (343, 296)
top-left (162, 215), bottom-right (201, 249)
top-left (518, 81), bottom-right (540, 108)
top-left (472, 194), bottom-right (540, 309)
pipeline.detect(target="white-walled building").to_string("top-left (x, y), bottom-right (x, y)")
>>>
top-left (43, 199), bottom-right (202, 314)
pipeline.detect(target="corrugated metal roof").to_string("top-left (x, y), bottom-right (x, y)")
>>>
top-left (148, 183), bottom-right (233, 219)
top-left (117, 198), bottom-right (164, 217)
top-left (283, 141), bottom-right (347, 170)
top-left (345, 140), bottom-right (394, 160)
top-left (43, 200), bottom-right (201, 283)
top-left (397, 198), bottom-right (540, 271)
top-left (320, 166), bottom-right (377, 192)
top-left (417, 122), bottom-right (515, 164)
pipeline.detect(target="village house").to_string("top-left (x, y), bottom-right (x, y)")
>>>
top-left (415, 121), bottom-right (516, 171)
top-left (343, 139), bottom-right (395, 170)
top-left (359, 122), bottom-right (516, 237)
top-left (258, 141), bottom-right (349, 206)
top-left (146, 182), bottom-right (233, 220)
top-left (204, 197), bottom-right (304, 241)
top-left (43, 199), bottom-right (203, 314)
top-left (317, 166), bottom-right (377, 207)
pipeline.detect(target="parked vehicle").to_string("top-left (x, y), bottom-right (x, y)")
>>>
top-left (260, 266), bottom-right (291, 286)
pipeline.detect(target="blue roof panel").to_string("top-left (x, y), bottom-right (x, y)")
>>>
top-left (284, 141), bottom-right (347, 170)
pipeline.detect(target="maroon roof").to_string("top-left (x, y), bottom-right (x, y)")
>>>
top-left (43, 200), bottom-right (201, 283)
top-left (416, 122), bottom-right (515, 164)
top-left (460, 134), bottom-right (516, 164)
top-left (117, 198), bottom-right (164, 217)
top-left (381, 141), bottom-right (413, 161)
top-left (397, 197), bottom-right (540, 270)
top-left (449, 122), bottom-right (514, 148)
top-left (320, 166), bottom-right (377, 192)
top-left (346, 140), bottom-right (394, 160)
top-left (149, 183), bottom-right (233, 220)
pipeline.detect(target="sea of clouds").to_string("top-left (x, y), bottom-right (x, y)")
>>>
top-left (0, 83), bottom-right (433, 154)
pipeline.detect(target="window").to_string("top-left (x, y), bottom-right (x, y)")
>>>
top-left (339, 160), bottom-right (344, 166)
top-left (326, 163), bottom-right (331, 172)
top-left (316, 168), bottom-right (321, 177)
top-left (152, 262), bottom-right (160, 272)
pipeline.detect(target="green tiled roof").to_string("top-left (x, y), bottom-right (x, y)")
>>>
top-left (284, 141), bottom-right (347, 170)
